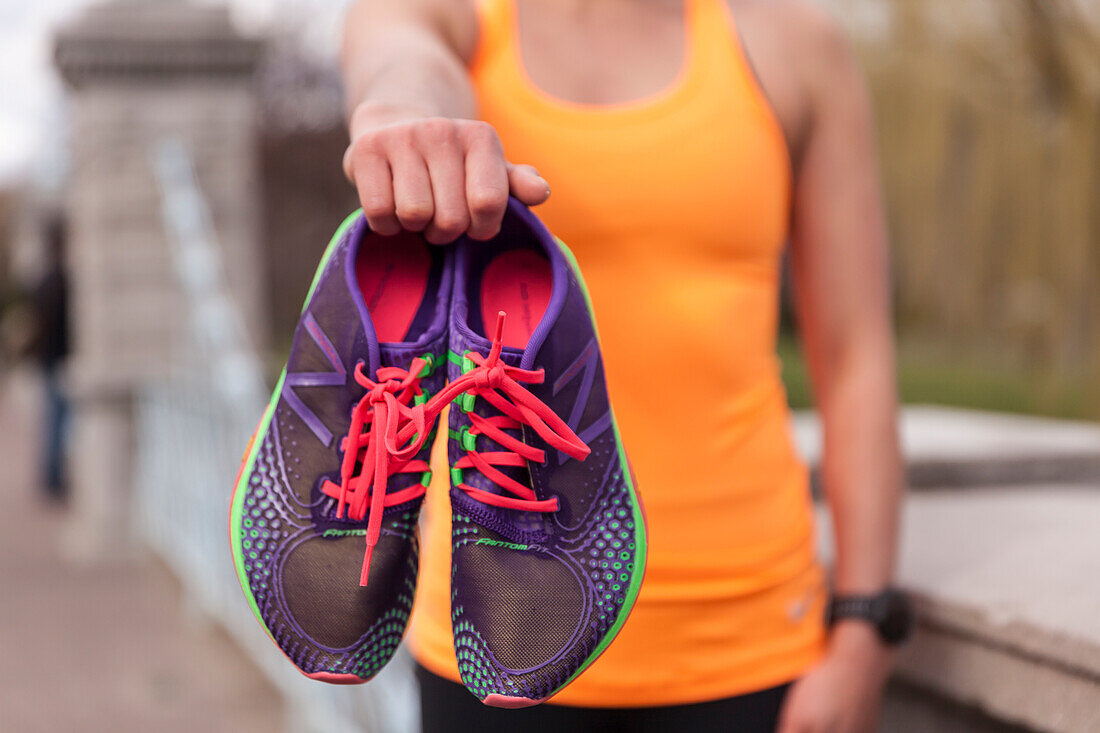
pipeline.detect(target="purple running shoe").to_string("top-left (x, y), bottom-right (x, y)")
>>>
top-left (430, 199), bottom-right (647, 706)
top-left (229, 213), bottom-right (451, 683)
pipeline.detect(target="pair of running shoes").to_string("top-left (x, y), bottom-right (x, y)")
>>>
top-left (229, 199), bottom-right (646, 707)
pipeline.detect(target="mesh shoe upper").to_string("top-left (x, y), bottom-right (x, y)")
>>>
top-left (230, 214), bottom-right (450, 681)
top-left (445, 200), bottom-right (647, 703)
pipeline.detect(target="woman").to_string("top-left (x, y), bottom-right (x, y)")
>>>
top-left (340, 0), bottom-right (906, 730)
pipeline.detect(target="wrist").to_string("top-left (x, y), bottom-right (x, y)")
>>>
top-left (348, 99), bottom-right (436, 137)
top-left (831, 618), bottom-right (890, 654)
top-left (829, 620), bottom-right (895, 674)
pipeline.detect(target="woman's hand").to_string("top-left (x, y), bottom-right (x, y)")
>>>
top-left (344, 101), bottom-right (550, 244)
top-left (777, 622), bottom-right (895, 733)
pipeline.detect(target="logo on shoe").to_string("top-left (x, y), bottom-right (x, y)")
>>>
top-left (322, 528), bottom-right (368, 538)
top-left (474, 538), bottom-right (531, 551)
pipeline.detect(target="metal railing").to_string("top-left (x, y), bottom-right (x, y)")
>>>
top-left (134, 138), bottom-right (418, 733)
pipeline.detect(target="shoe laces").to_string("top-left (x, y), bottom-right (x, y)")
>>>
top-left (320, 357), bottom-right (432, 586)
top-left (429, 311), bottom-right (590, 513)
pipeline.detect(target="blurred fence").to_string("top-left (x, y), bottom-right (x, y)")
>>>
top-left (833, 0), bottom-right (1100, 383)
top-left (133, 139), bottom-right (417, 733)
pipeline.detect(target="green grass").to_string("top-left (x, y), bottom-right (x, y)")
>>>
top-left (777, 333), bottom-right (1100, 421)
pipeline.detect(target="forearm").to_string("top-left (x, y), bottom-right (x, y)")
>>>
top-left (816, 337), bottom-right (903, 596)
top-left (339, 0), bottom-right (545, 242)
top-left (786, 10), bottom-right (903, 599)
top-left (341, 3), bottom-right (476, 135)
top-left (779, 11), bottom-right (901, 729)
top-left (792, 194), bottom-right (903, 599)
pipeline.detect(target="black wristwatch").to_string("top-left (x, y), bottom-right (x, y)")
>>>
top-left (825, 587), bottom-right (914, 646)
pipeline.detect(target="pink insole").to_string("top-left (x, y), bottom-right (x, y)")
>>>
top-left (480, 249), bottom-right (552, 349)
top-left (356, 232), bottom-right (432, 343)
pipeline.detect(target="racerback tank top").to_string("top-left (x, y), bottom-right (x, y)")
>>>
top-left (411, 0), bottom-right (827, 706)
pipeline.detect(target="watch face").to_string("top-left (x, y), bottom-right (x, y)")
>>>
top-left (879, 590), bottom-right (915, 645)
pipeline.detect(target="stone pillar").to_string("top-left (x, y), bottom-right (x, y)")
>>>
top-left (54, 1), bottom-right (264, 559)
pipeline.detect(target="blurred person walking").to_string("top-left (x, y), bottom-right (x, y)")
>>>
top-left (342, 0), bottom-right (907, 731)
top-left (31, 216), bottom-right (71, 503)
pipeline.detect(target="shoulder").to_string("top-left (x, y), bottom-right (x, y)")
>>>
top-left (733, 0), bottom-right (861, 88)
top-left (733, 0), bottom-right (853, 58)
top-left (425, 0), bottom-right (480, 62)
top-left (349, 0), bottom-right (480, 61)
top-left (726, 0), bottom-right (868, 156)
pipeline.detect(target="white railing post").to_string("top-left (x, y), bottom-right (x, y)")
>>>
top-left (136, 138), bottom-right (418, 733)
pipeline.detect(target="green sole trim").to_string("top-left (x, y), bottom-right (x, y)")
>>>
top-left (553, 237), bottom-right (649, 693)
top-left (229, 210), bottom-right (363, 641)
top-left (229, 368), bottom-right (286, 637)
top-left (301, 210), bottom-right (363, 313)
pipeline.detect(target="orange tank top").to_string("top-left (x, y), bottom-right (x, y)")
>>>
top-left (410, 0), bottom-right (826, 706)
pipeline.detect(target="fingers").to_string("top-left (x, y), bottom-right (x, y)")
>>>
top-left (775, 682), bottom-right (812, 733)
top-left (463, 125), bottom-right (509, 240)
top-left (389, 143), bottom-right (435, 233)
top-left (345, 118), bottom-right (547, 242)
top-left (420, 121), bottom-right (470, 244)
top-left (506, 162), bottom-right (551, 206)
top-left (353, 152), bottom-right (400, 236)
top-left (776, 717), bottom-right (812, 733)
top-left (776, 711), bottom-right (819, 733)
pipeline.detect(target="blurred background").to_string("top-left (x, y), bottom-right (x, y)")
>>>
top-left (0, 0), bottom-right (1097, 731)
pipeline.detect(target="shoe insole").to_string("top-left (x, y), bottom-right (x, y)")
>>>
top-left (479, 249), bottom-right (552, 349)
top-left (356, 231), bottom-right (432, 343)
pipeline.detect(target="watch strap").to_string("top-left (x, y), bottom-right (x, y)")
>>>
top-left (829, 595), bottom-right (879, 622)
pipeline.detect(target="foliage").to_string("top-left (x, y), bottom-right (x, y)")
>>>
top-left (832, 0), bottom-right (1100, 387)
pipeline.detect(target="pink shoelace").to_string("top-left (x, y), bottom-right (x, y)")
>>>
top-left (320, 358), bottom-right (432, 586)
top-left (321, 312), bottom-right (590, 586)
top-left (430, 312), bottom-right (590, 512)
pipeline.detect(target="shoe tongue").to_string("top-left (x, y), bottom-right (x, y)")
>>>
top-left (454, 324), bottom-right (528, 366)
top-left (378, 342), bottom-right (425, 372)
top-left (458, 340), bottom-right (543, 521)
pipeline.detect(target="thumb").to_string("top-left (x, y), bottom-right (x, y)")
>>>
top-left (775, 682), bottom-right (809, 733)
top-left (775, 714), bottom-right (807, 733)
top-left (506, 162), bottom-right (551, 206)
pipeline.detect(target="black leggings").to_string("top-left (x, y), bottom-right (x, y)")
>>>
top-left (416, 664), bottom-right (790, 733)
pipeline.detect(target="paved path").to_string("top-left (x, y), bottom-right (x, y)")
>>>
top-left (818, 485), bottom-right (1100, 732)
top-left (0, 374), bottom-right (284, 733)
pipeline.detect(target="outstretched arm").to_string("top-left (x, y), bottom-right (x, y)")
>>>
top-left (778, 7), bottom-right (903, 733)
top-left (341, 0), bottom-right (549, 244)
